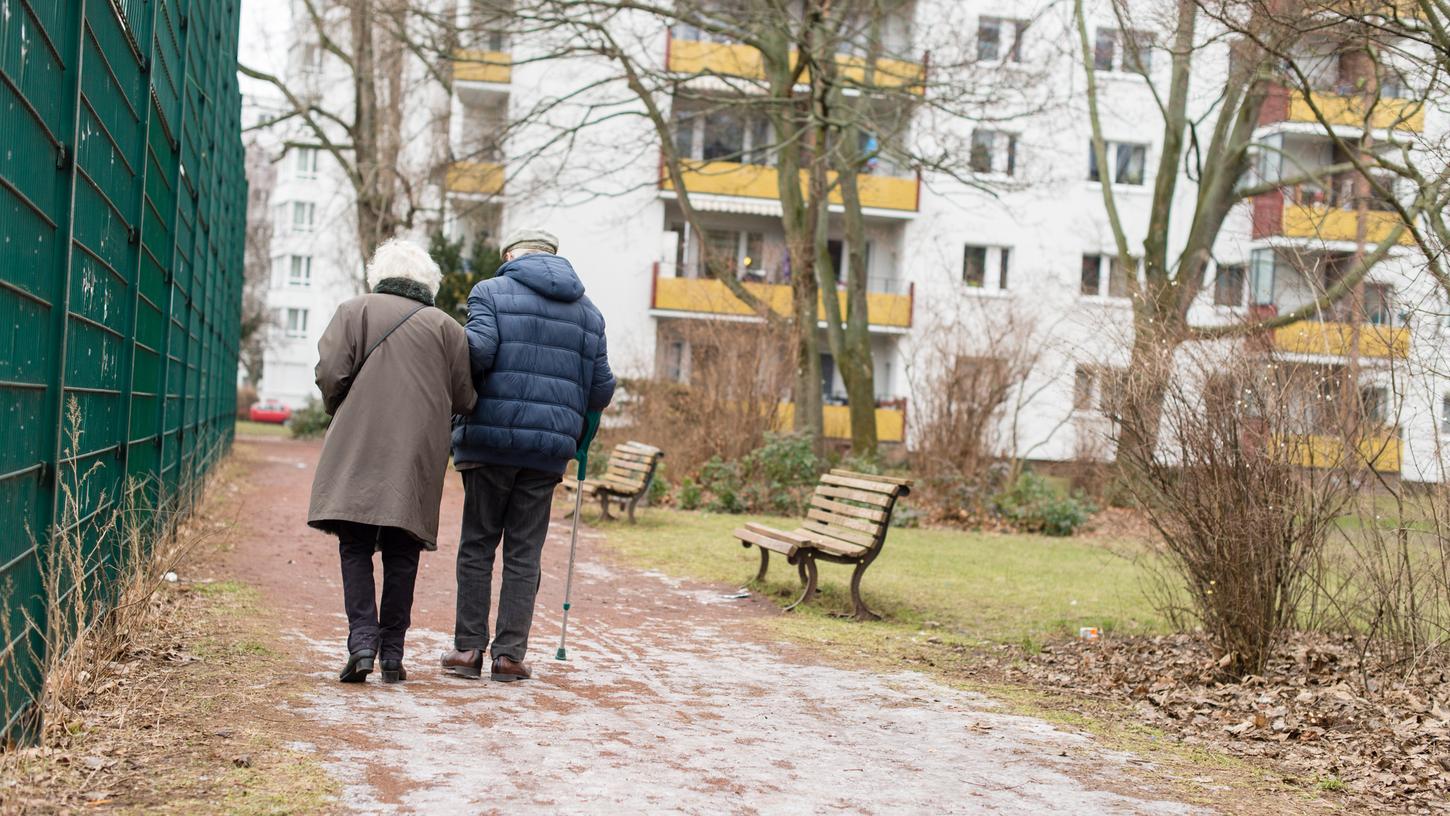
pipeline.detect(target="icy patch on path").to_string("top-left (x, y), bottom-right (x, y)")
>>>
top-left (284, 524), bottom-right (1198, 815)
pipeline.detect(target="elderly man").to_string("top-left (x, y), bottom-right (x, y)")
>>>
top-left (309, 239), bottom-right (475, 684)
top-left (441, 228), bottom-right (615, 682)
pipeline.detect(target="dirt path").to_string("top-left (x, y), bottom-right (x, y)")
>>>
top-left (224, 436), bottom-right (1202, 815)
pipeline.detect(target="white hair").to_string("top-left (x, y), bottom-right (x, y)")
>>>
top-left (366, 238), bottom-right (442, 296)
top-left (505, 247), bottom-right (548, 261)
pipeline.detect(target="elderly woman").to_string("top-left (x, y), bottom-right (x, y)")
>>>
top-left (308, 239), bottom-right (475, 684)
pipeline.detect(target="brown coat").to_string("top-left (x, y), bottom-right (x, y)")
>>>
top-left (307, 292), bottom-right (475, 549)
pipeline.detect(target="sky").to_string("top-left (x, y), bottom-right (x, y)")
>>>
top-left (237, 0), bottom-right (292, 102)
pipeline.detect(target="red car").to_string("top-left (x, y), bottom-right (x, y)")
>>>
top-left (248, 400), bottom-right (292, 424)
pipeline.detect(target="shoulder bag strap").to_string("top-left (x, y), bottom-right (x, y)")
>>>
top-left (351, 303), bottom-right (428, 381)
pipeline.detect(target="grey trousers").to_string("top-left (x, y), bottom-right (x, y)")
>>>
top-left (454, 464), bottom-right (562, 661)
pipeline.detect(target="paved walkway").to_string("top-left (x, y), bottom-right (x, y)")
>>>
top-left (225, 436), bottom-right (1198, 815)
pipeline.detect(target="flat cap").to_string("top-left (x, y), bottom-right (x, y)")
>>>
top-left (501, 227), bottom-right (559, 256)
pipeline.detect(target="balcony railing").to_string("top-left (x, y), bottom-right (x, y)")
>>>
top-left (662, 160), bottom-right (919, 213)
top-left (1270, 432), bottom-right (1401, 473)
top-left (453, 49), bottom-right (511, 84)
top-left (446, 161), bottom-right (504, 196)
top-left (651, 265), bottom-right (913, 328)
top-left (1272, 320), bottom-right (1410, 359)
top-left (776, 402), bottom-right (908, 443)
top-left (667, 36), bottom-right (925, 94)
top-left (1260, 84), bottom-right (1424, 132)
top-left (1281, 201), bottom-right (1412, 245)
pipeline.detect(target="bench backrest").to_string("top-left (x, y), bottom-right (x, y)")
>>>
top-left (800, 469), bottom-right (912, 556)
top-left (599, 441), bottom-right (665, 496)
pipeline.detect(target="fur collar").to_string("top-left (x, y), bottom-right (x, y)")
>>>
top-left (373, 276), bottom-right (435, 307)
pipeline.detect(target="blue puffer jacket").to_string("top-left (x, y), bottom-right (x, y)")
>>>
top-left (451, 253), bottom-right (616, 474)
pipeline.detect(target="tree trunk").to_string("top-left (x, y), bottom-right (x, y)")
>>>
top-left (762, 25), bottom-right (823, 446)
top-left (830, 149), bottom-right (879, 456)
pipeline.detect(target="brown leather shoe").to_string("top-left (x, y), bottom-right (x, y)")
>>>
top-left (491, 655), bottom-right (531, 682)
top-left (440, 648), bottom-right (483, 679)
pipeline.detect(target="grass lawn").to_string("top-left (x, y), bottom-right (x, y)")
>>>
top-left (235, 419), bottom-right (291, 438)
top-left (593, 507), bottom-right (1171, 648)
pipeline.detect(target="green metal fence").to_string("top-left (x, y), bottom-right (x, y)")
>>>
top-left (0, 0), bottom-right (246, 741)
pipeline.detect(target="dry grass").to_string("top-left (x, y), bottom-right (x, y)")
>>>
top-left (0, 421), bottom-right (337, 814)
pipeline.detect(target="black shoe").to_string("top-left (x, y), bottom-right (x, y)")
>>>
top-left (340, 649), bottom-right (376, 683)
top-left (380, 659), bottom-right (407, 684)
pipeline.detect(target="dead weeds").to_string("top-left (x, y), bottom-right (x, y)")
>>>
top-left (0, 461), bottom-right (337, 816)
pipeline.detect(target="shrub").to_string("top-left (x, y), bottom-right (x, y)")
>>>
top-left (1116, 354), bottom-right (1359, 677)
top-left (288, 399), bottom-right (331, 439)
top-left (993, 472), bottom-right (1095, 537)
top-left (677, 477), bottom-right (702, 511)
top-left (646, 464), bottom-right (669, 506)
top-left (236, 384), bottom-right (258, 419)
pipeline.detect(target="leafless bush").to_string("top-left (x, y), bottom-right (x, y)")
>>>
top-left (906, 304), bottom-right (1049, 518)
top-left (614, 318), bottom-right (794, 478)
top-left (1118, 352), bottom-right (1365, 677)
top-left (1, 400), bottom-right (198, 745)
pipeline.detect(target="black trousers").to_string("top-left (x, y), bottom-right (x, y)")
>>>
top-left (337, 523), bottom-right (423, 661)
top-left (454, 465), bottom-right (562, 661)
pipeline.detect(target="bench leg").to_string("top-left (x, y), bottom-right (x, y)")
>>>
top-left (784, 556), bottom-right (818, 612)
top-left (626, 494), bottom-right (641, 524)
top-left (849, 559), bottom-right (880, 621)
top-left (756, 547), bottom-right (770, 582)
top-left (598, 492), bottom-right (614, 521)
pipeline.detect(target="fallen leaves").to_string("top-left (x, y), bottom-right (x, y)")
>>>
top-left (1012, 632), bottom-right (1450, 811)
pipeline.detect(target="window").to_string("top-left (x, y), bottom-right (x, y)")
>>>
top-left (673, 104), bottom-right (772, 166)
top-left (978, 17), bottom-right (1026, 62)
top-left (1359, 385), bottom-right (1388, 426)
top-left (292, 201), bottom-right (316, 232)
top-left (1080, 254), bottom-right (1101, 296)
top-left (1081, 254), bottom-right (1135, 298)
top-left (1365, 284), bottom-right (1394, 326)
top-left (1214, 263), bottom-right (1245, 307)
top-left (288, 255), bottom-right (312, 288)
top-left (970, 130), bottom-right (1017, 176)
top-left (1093, 28), bottom-right (1153, 74)
top-left (295, 148), bottom-right (319, 179)
top-left (964, 246), bottom-right (988, 287)
top-left (664, 340), bottom-right (686, 383)
top-left (1075, 365), bottom-right (1126, 413)
top-left (964, 245), bottom-right (1011, 290)
top-left (301, 43), bottom-right (324, 75)
top-left (285, 308), bottom-right (309, 339)
top-left (1088, 142), bottom-right (1147, 185)
top-left (1073, 366), bottom-right (1096, 410)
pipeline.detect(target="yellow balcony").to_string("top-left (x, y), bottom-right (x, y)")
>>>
top-left (776, 403), bottom-right (907, 443)
top-left (1272, 320), bottom-right (1409, 360)
top-left (652, 274), bottom-right (912, 328)
top-left (1271, 432), bottom-right (1401, 473)
top-left (1287, 91), bottom-right (1423, 132)
top-left (446, 161), bottom-right (504, 196)
top-left (667, 38), bottom-right (924, 93)
top-left (1281, 203), bottom-right (1412, 245)
top-left (663, 160), bottom-right (918, 212)
top-left (454, 49), bottom-right (511, 84)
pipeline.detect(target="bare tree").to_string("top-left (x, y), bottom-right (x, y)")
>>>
top-left (1072, 0), bottom-right (1426, 465)
top-left (473, 0), bottom-right (1044, 452)
top-left (241, 133), bottom-right (278, 391)
top-left (240, 0), bottom-right (453, 280)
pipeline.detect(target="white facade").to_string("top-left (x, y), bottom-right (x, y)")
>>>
top-left (246, 0), bottom-right (1450, 481)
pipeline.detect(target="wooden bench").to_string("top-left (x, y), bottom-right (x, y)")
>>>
top-left (732, 469), bottom-right (912, 620)
top-left (562, 441), bottom-right (664, 523)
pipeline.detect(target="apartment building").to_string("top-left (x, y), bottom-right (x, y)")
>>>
top-left (254, 0), bottom-right (1450, 482)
